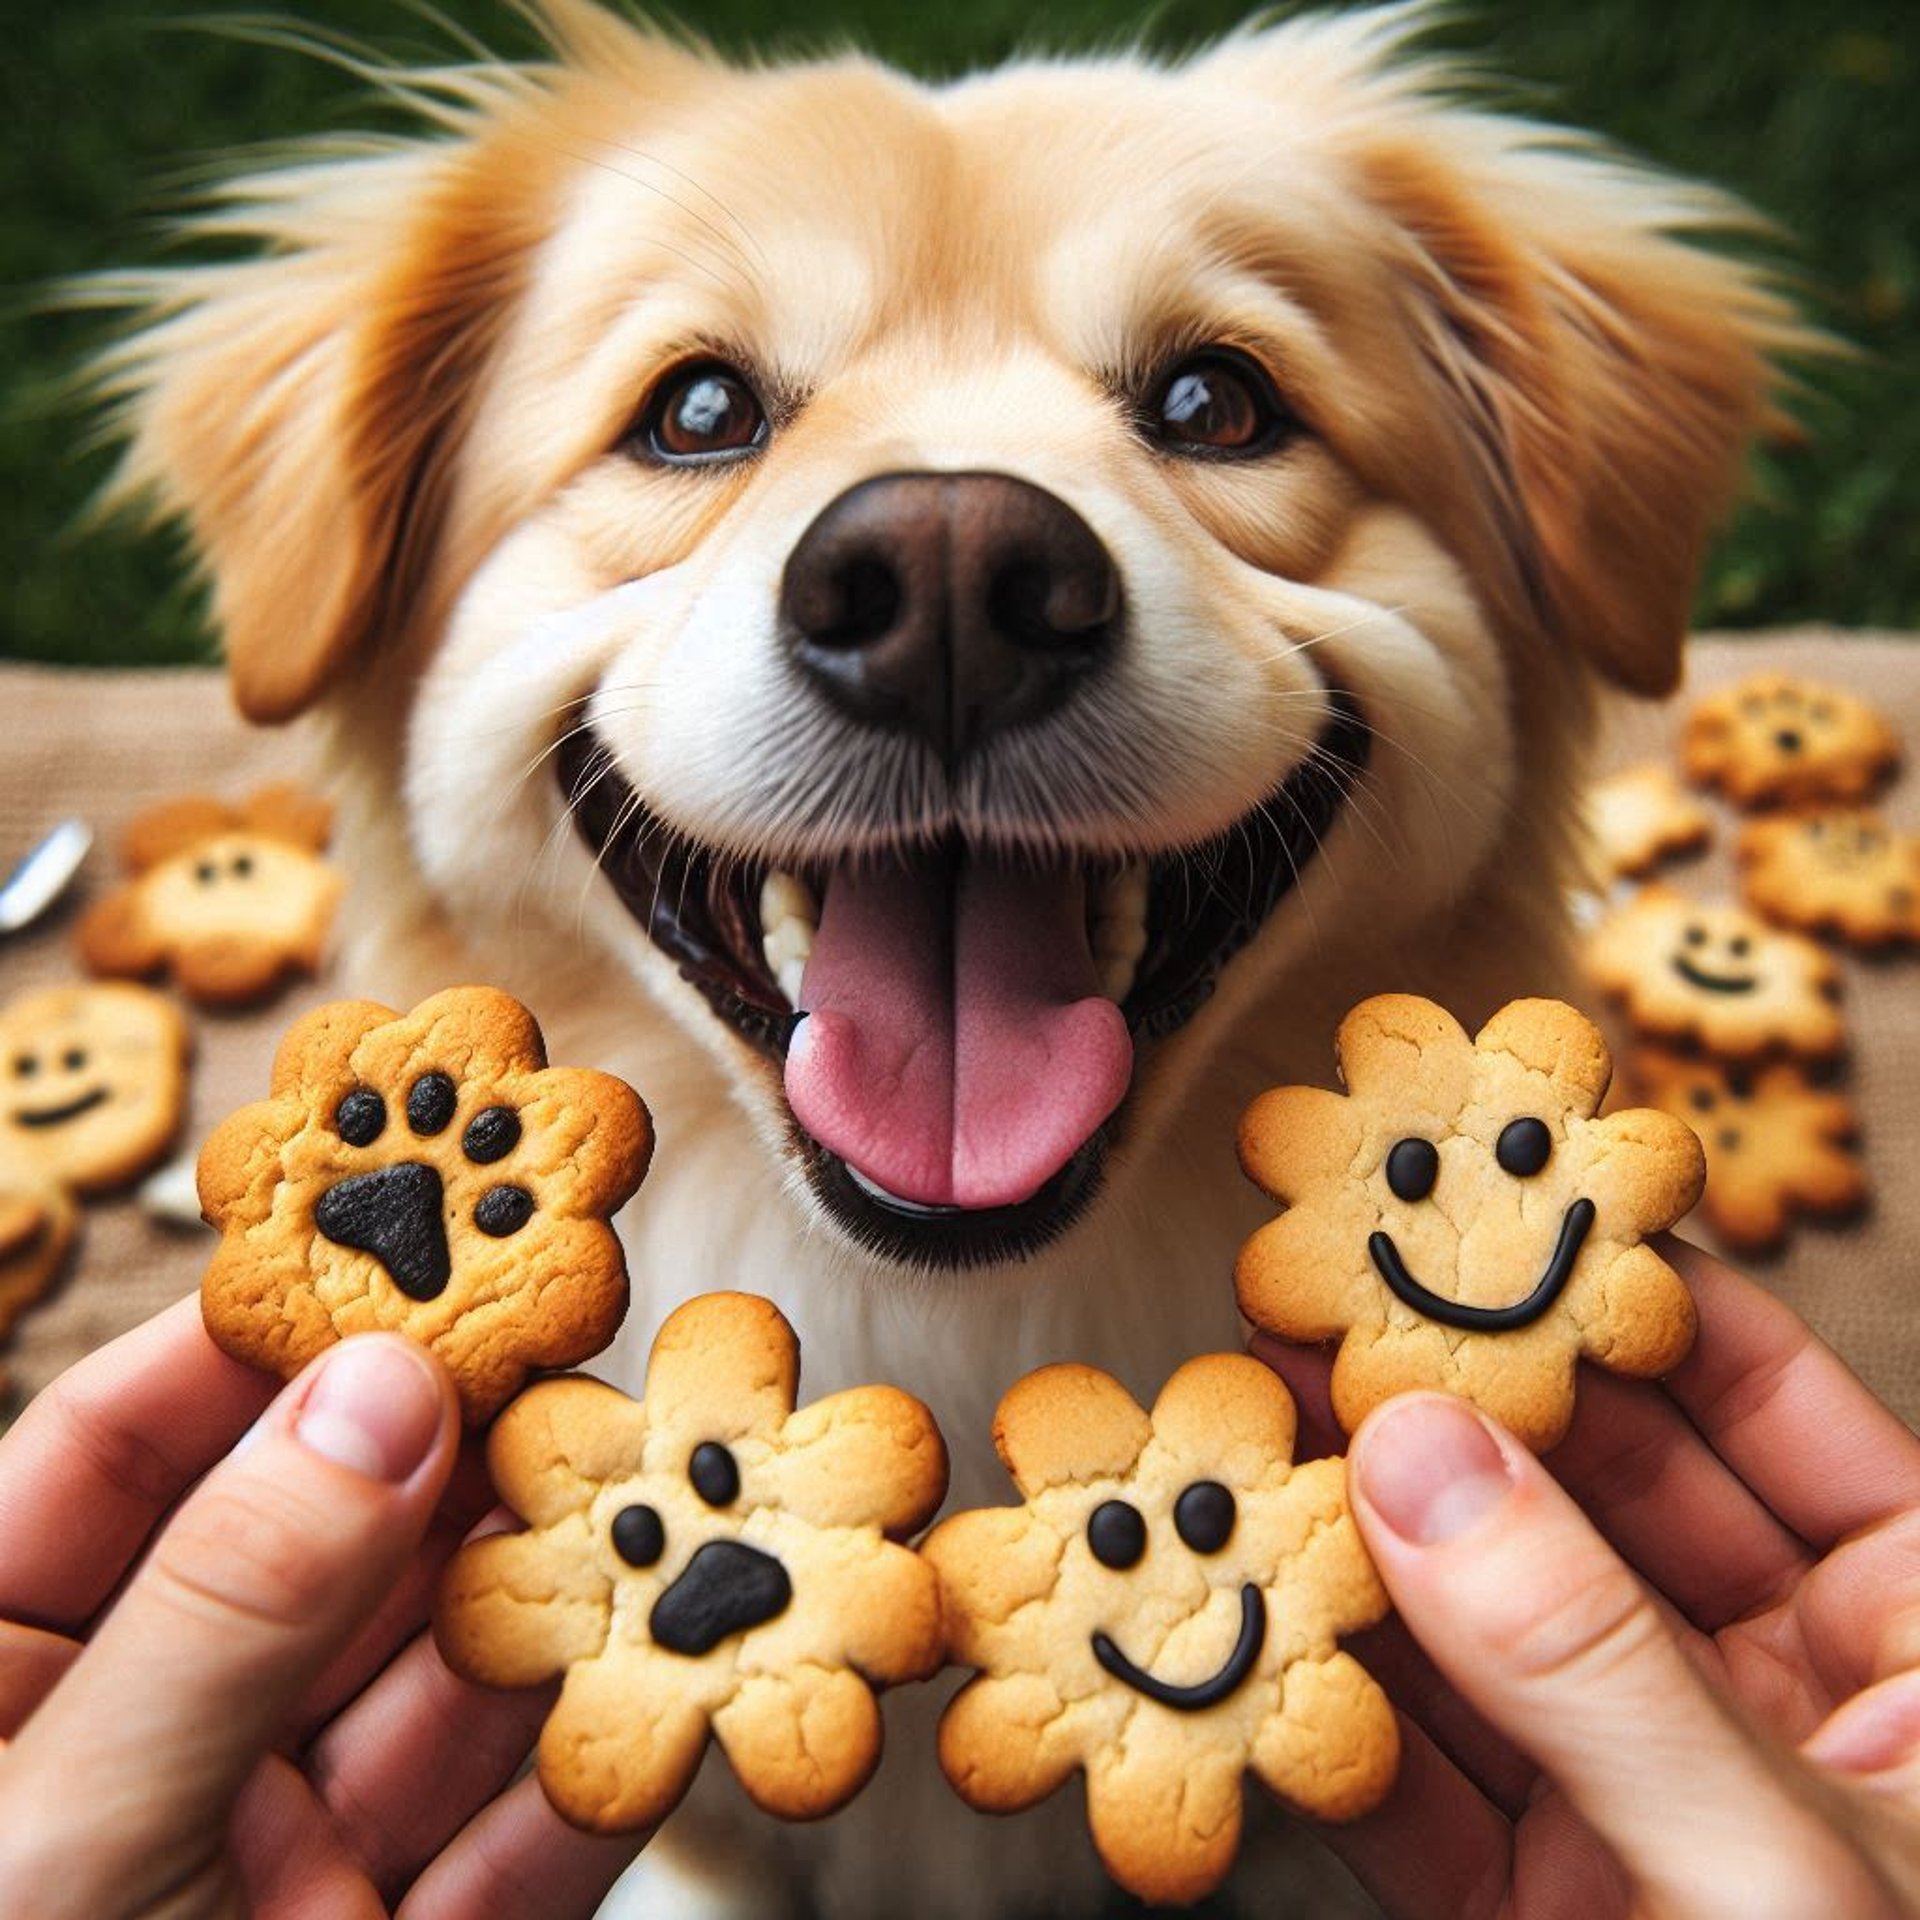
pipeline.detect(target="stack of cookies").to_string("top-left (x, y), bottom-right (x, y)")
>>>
top-left (1582, 671), bottom-right (1912, 1252)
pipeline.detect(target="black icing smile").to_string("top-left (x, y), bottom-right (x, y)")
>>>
top-left (1091, 1581), bottom-right (1266, 1711)
top-left (11, 1086), bottom-right (110, 1129)
top-left (1672, 956), bottom-right (1759, 995)
top-left (1368, 1197), bottom-right (1597, 1332)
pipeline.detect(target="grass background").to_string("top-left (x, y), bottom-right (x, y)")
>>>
top-left (4, 0), bottom-right (1915, 668)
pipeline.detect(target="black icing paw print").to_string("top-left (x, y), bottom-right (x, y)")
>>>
top-left (314, 1070), bottom-right (532, 1302)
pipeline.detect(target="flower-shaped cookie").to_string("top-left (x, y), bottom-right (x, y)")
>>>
top-left (1235, 995), bottom-right (1705, 1451)
top-left (924, 1355), bottom-right (1394, 1907)
top-left (1737, 810), bottom-right (1920, 948)
top-left (0, 982), bottom-right (190, 1194)
top-left (1586, 762), bottom-right (1714, 880)
top-left (1584, 886), bottom-right (1845, 1060)
top-left (1683, 672), bottom-right (1899, 810)
top-left (1632, 1049), bottom-right (1867, 1253)
top-left (435, 1291), bottom-right (948, 1830)
top-left (198, 986), bottom-right (652, 1423)
top-left (78, 782), bottom-right (342, 1006)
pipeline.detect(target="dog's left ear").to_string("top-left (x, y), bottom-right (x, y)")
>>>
top-left (1349, 128), bottom-right (1804, 695)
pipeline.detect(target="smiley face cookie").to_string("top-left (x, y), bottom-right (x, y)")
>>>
top-left (1587, 763), bottom-right (1714, 880)
top-left (1683, 672), bottom-right (1900, 810)
top-left (1631, 1049), bottom-right (1866, 1253)
top-left (0, 983), bottom-right (190, 1194)
top-left (923, 1355), bottom-right (1394, 1907)
top-left (1235, 995), bottom-right (1704, 1452)
top-left (78, 782), bottom-right (342, 1006)
top-left (1737, 810), bottom-right (1920, 948)
top-left (0, 1147), bottom-right (77, 1344)
top-left (198, 986), bottom-right (651, 1423)
top-left (1584, 887), bottom-right (1845, 1060)
top-left (435, 1291), bottom-right (947, 1831)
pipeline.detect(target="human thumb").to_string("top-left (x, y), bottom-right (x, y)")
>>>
top-left (7, 1333), bottom-right (456, 1914)
top-left (1347, 1392), bottom-right (1883, 1919)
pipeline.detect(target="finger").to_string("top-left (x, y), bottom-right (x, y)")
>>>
top-left (1549, 1367), bottom-right (1808, 1632)
top-left (1662, 1238), bottom-right (1920, 1548)
top-left (0, 1293), bottom-right (275, 1630)
top-left (0, 1335), bottom-right (457, 1918)
top-left (230, 1755), bottom-right (386, 1920)
top-left (398, 1771), bottom-right (645, 1920)
top-left (0, 1621), bottom-right (79, 1738)
top-left (1804, 1671), bottom-right (1920, 1798)
top-left (1349, 1393), bottom-right (1891, 1917)
top-left (307, 1627), bottom-right (556, 1901)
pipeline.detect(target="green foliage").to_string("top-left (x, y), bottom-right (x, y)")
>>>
top-left (4, 0), bottom-right (1914, 666)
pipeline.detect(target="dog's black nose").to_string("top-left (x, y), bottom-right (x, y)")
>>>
top-left (314, 1162), bottom-right (451, 1302)
top-left (650, 1538), bottom-right (792, 1656)
top-left (780, 471), bottom-right (1120, 765)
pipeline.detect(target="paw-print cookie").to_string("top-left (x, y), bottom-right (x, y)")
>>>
top-left (78, 782), bottom-right (342, 1006)
top-left (0, 1147), bottom-right (77, 1345)
top-left (0, 983), bottom-right (190, 1194)
top-left (198, 986), bottom-right (651, 1423)
top-left (1235, 995), bottom-right (1704, 1451)
top-left (1584, 886), bottom-right (1845, 1060)
top-left (434, 1291), bottom-right (947, 1830)
top-left (1737, 810), bottom-right (1920, 948)
top-left (1683, 672), bottom-right (1899, 810)
top-left (1587, 762), bottom-right (1714, 880)
top-left (923, 1355), bottom-right (1395, 1907)
top-left (1631, 1049), bottom-right (1866, 1253)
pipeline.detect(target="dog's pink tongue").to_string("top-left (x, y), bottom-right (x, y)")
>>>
top-left (786, 857), bottom-right (1131, 1209)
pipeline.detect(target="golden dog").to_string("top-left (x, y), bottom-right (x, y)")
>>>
top-left (102, 3), bottom-right (1798, 1909)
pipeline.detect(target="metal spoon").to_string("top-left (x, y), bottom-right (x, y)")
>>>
top-left (0, 819), bottom-right (93, 935)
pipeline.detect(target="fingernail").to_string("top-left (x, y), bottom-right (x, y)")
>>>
top-left (293, 1338), bottom-right (443, 1482)
top-left (1804, 1680), bottom-right (1920, 1776)
top-left (1356, 1395), bottom-right (1515, 1545)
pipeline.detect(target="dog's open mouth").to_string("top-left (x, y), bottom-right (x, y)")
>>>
top-left (557, 692), bottom-right (1368, 1267)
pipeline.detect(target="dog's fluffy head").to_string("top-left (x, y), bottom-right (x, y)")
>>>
top-left (102, 1), bottom-right (1800, 1273)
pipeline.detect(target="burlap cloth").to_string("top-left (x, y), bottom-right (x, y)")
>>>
top-left (2, 631), bottom-right (1916, 1426)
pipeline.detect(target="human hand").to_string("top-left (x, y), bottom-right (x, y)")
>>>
top-left (0, 1297), bottom-right (644, 1919)
top-left (1255, 1237), bottom-right (1920, 1919)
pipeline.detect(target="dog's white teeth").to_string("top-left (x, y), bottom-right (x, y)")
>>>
top-left (1092, 860), bottom-right (1150, 1004)
top-left (759, 870), bottom-right (819, 1008)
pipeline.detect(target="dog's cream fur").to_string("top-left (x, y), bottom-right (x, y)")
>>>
top-left (102, 4), bottom-right (1798, 1911)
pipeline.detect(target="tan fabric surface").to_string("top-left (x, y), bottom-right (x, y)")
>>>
top-left (0, 636), bottom-right (1916, 1426)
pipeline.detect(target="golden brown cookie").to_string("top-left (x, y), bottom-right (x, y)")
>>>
top-left (1630, 1049), bottom-right (1867, 1253)
top-left (0, 983), bottom-right (190, 1194)
top-left (1736, 809), bottom-right (1920, 948)
top-left (1586, 762), bottom-right (1714, 880)
top-left (435, 1291), bottom-right (947, 1831)
top-left (1235, 995), bottom-right (1704, 1452)
top-left (77, 782), bottom-right (342, 1006)
top-left (1683, 672), bottom-right (1900, 810)
top-left (198, 985), bottom-right (651, 1424)
top-left (923, 1355), bottom-right (1394, 1907)
top-left (1583, 885), bottom-right (1845, 1060)
top-left (0, 1146), bottom-right (77, 1345)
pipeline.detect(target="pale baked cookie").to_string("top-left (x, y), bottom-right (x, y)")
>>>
top-left (435, 1291), bottom-right (947, 1830)
top-left (1586, 762), bottom-right (1714, 880)
top-left (198, 985), bottom-right (652, 1423)
top-left (1583, 886), bottom-right (1845, 1060)
top-left (78, 782), bottom-right (342, 1006)
top-left (1683, 672), bottom-right (1900, 809)
top-left (1235, 995), bottom-right (1704, 1452)
top-left (0, 982), bottom-right (190, 1194)
top-left (923, 1355), bottom-right (1394, 1907)
top-left (1631, 1049), bottom-right (1867, 1253)
top-left (0, 1147), bottom-right (77, 1345)
top-left (1737, 809), bottom-right (1920, 948)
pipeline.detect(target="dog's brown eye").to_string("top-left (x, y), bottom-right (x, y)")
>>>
top-left (1146, 350), bottom-right (1291, 456)
top-left (641, 363), bottom-right (766, 463)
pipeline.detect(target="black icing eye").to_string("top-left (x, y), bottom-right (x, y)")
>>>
top-left (1684, 923), bottom-right (1708, 947)
top-left (1174, 1481), bottom-right (1236, 1555)
top-left (638, 362), bottom-right (767, 463)
top-left (463, 1105), bottom-right (522, 1164)
top-left (232, 852), bottom-right (255, 878)
top-left (1689, 1087), bottom-right (1716, 1113)
top-left (335, 1087), bottom-right (386, 1147)
top-left (1775, 729), bottom-right (1804, 754)
top-left (195, 860), bottom-right (218, 884)
top-left (1717, 1126), bottom-right (1743, 1152)
top-left (1495, 1117), bottom-right (1552, 1178)
top-left (1730, 934), bottom-right (1752, 958)
top-left (1725, 1069), bottom-right (1753, 1101)
top-left (689, 1441), bottom-right (740, 1507)
top-left (62, 1048), bottom-right (87, 1072)
top-left (11, 1053), bottom-right (36, 1077)
top-left (474, 1185), bottom-right (534, 1237)
top-left (1088, 1499), bottom-right (1146, 1570)
top-left (611, 1503), bottom-right (665, 1568)
top-left (406, 1071), bottom-right (458, 1135)
top-left (1145, 348), bottom-right (1296, 457)
top-left (1385, 1137), bottom-right (1439, 1203)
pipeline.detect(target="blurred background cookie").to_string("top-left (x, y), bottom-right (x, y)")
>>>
top-left (1737, 809), bottom-right (1920, 947)
top-left (1587, 762), bottom-right (1715, 880)
top-left (1683, 671), bottom-right (1901, 809)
